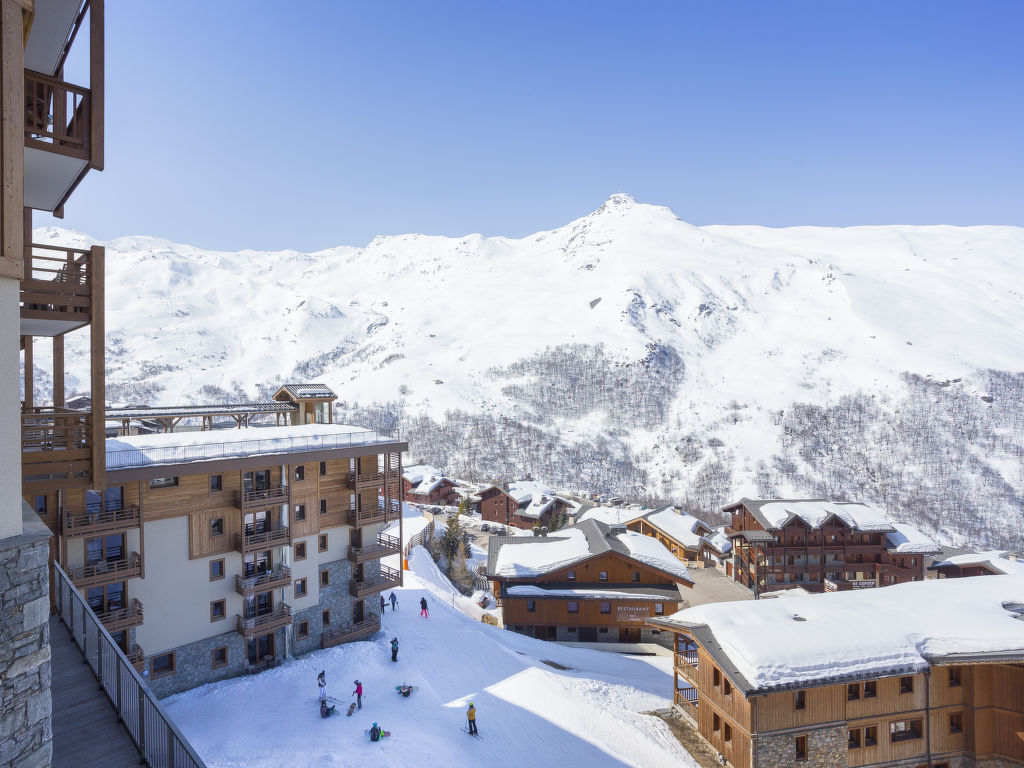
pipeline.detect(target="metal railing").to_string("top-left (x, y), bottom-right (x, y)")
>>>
top-left (53, 561), bottom-right (208, 768)
top-left (106, 429), bottom-right (396, 470)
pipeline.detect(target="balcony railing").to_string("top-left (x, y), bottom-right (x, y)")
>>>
top-left (63, 505), bottom-right (140, 538)
top-left (95, 599), bottom-right (144, 633)
top-left (676, 651), bottom-right (699, 683)
top-left (69, 552), bottom-right (142, 588)
top-left (24, 70), bottom-right (91, 160)
top-left (235, 485), bottom-right (289, 512)
top-left (235, 604), bottom-right (292, 639)
top-left (234, 524), bottom-right (291, 554)
top-left (349, 500), bottom-right (401, 528)
top-left (348, 533), bottom-right (401, 563)
top-left (322, 613), bottom-right (381, 649)
top-left (235, 566), bottom-right (292, 597)
top-left (674, 686), bottom-right (699, 711)
top-left (349, 564), bottom-right (402, 599)
top-left (126, 644), bottom-right (146, 674)
top-left (351, 469), bottom-right (401, 491)
top-left (22, 408), bottom-right (94, 494)
top-left (21, 243), bottom-right (93, 324)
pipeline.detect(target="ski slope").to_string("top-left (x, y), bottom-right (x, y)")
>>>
top-left (162, 547), bottom-right (698, 768)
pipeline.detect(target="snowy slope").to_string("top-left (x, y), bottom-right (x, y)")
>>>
top-left (162, 547), bottom-right (698, 768)
top-left (30, 195), bottom-right (1024, 548)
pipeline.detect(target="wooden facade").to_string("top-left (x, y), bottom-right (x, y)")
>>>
top-left (402, 475), bottom-right (458, 506)
top-left (479, 485), bottom-right (572, 530)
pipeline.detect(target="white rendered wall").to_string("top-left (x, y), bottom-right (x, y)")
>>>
top-left (0, 278), bottom-right (22, 539)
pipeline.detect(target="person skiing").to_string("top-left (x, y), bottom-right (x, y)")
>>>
top-left (389, 592), bottom-right (398, 611)
top-left (352, 679), bottom-right (363, 709)
top-left (390, 637), bottom-right (399, 662)
top-left (467, 702), bottom-right (478, 735)
top-left (369, 722), bottom-right (382, 742)
top-left (317, 670), bottom-right (326, 701)
top-left (420, 596), bottom-right (429, 618)
top-left (319, 700), bottom-right (335, 718)
top-left (380, 595), bottom-right (386, 614)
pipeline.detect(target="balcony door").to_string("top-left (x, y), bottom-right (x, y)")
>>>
top-left (243, 511), bottom-right (269, 537)
top-left (86, 533), bottom-right (124, 565)
top-left (87, 582), bottom-right (124, 614)
top-left (86, 486), bottom-right (123, 515)
top-left (243, 470), bottom-right (271, 494)
top-left (243, 550), bottom-right (272, 578)
top-left (353, 600), bottom-right (364, 624)
top-left (247, 633), bottom-right (275, 665)
top-left (245, 592), bottom-right (273, 620)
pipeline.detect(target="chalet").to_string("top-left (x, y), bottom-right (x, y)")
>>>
top-left (650, 574), bottom-right (1024, 768)
top-left (487, 519), bottom-right (693, 645)
top-left (579, 505), bottom-right (722, 562)
top-left (725, 498), bottom-right (939, 595)
top-left (929, 550), bottom-right (1024, 579)
top-left (402, 464), bottom-right (459, 506)
top-left (478, 480), bottom-right (575, 530)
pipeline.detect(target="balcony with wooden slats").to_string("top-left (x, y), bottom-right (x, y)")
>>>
top-left (347, 532), bottom-right (401, 564)
top-left (321, 613), bottom-right (381, 649)
top-left (675, 649), bottom-right (699, 684)
top-left (20, 243), bottom-right (96, 336)
top-left (21, 408), bottom-right (96, 495)
top-left (235, 566), bottom-right (292, 598)
top-left (352, 468), bottom-right (401, 492)
top-left (349, 564), bottom-right (402, 599)
top-left (68, 552), bottom-right (142, 589)
top-left (125, 643), bottom-right (146, 674)
top-left (234, 485), bottom-right (290, 512)
top-left (62, 505), bottom-right (140, 538)
top-left (235, 604), bottom-right (292, 639)
top-left (348, 500), bottom-right (401, 528)
top-left (234, 524), bottom-right (291, 554)
top-left (95, 599), bottom-right (143, 633)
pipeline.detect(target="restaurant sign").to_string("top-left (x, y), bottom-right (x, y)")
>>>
top-left (615, 605), bottom-right (651, 623)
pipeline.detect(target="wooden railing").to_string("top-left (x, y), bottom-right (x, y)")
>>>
top-left (322, 613), bottom-right (381, 649)
top-left (24, 69), bottom-right (91, 160)
top-left (349, 499), bottom-right (401, 528)
top-left (351, 469), bottom-right (401, 490)
top-left (235, 485), bottom-right (289, 511)
top-left (234, 524), bottom-right (291, 554)
top-left (126, 644), bottom-right (146, 673)
top-left (95, 599), bottom-right (144, 632)
top-left (349, 564), bottom-right (401, 599)
top-left (52, 561), bottom-right (208, 768)
top-left (235, 566), bottom-right (292, 597)
top-left (235, 604), bottom-right (292, 638)
top-left (675, 686), bottom-right (698, 710)
top-left (21, 243), bottom-right (92, 319)
top-left (21, 408), bottom-right (94, 494)
top-left (68, 552), bottom-right (142, 588)
top-left (63, 505), bottom-right (140, 538)
top-left (404, 520), bottom-right (435, 557)
top-left (348, 532), bottom-right (401, 563)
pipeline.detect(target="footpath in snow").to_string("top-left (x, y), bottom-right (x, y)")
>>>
top-left (162, 545), bottom-right (698, 768)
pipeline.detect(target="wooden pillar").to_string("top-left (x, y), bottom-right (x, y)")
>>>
top-left (52, 334), bottom-right (64, 407)
top-left (90, 245), bottom-right (105, 489)
top-left (89, 0), bottom-right (104, 171)
top-left (22, 334), bottom-right (32, 408)
top-left (0, 0), bottom-right (25, 281)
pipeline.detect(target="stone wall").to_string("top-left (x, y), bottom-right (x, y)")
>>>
top-left (0, 508), bottom-right (53, 768)
top-left (145, 627), bottom-right (250, 699)
top-left (753, 725), bottom-right (846, 768)
top-left (319, 559), bottom-right (355, 631)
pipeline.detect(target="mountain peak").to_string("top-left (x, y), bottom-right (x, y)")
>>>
top-left (598, 193), bottom-right (638, 211)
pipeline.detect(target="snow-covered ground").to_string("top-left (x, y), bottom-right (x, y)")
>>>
top-left (162, 547), bottom-right (698, 768)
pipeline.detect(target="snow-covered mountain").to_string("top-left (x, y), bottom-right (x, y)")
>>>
top-left (31, 194), bottom-right (1024, 549)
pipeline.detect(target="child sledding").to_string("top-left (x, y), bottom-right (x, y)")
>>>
top-left (319, 700), bottom-right (337, 718)
top-left (366, 723), bottom-right (391, 741)
top-left (395, 683), bottom-right (418, 697)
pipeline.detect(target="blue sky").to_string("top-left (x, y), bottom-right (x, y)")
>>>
top-left (52, 1), bottom-right (1024, 251)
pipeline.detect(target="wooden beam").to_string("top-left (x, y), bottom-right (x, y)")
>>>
top-left (52, 333), bottom-right (64, 407)
top-left (90, 245), bottom-right (105, 489)
top-left (89, 0), bottom-right (104, 170)
top-left (0, 0), bottom-right (25, 279)
top-left (22, 334), bottom-right (32, 408)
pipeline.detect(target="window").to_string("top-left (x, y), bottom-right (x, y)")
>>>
top-left (294, 465), bottom-right (305, 481)
top-left (151, 652), bottom-right (175, 678)
top-left (723, 679), bottom-right (732, 696)
top-left (795, 735), bottom-right (807, 761)
top-left (320, 499), bottom-right (327, 515)
top-left (318, 534), bottom-right (328, 552)
top-left (210, 599), bottom-right (226, 622)
top-left (911, 557), bottom-right (917, 566)
top-left (598, 627), bottom-right (609, 634)
top-left (900, 676), bottom-right (914, 694)
top-left (598, 571), bottom-right (608, 581)
top-left (654, 603), bottom-right (664, 616)
top-left (212, 646), bottom-right (227, 669)
top-left (294, 504), bottom-right (306, 522)
top-left (210, 517), bottom-right (224, 537)
top-left (209, 475), bottom-right (222, 492)
top-left (149, 476), bottom-right (178, 489)
top-left (295, 541), bottom-right (307, 560)
top-left (795, 690), bottom-right (806, 710)
top-left (631, 572), bottom-right (640, 582)
top-left (567, 626), bottom-right (577, 633)
top-left (526, 600), bottom-right (536, 613)
top-left (209, 558), bottom-right (225, 581)
top-left (890, 719), bottom-right (923, 742)
top-left (848, 683), bottom-right (860, 701)
top-left (297, 620), bottom-right (310, 639)
top-left (949, 712), bottom-right (963, 734)
top-left (948, 667), bottom-right (961, 687)
top-left (567, 570), bottom-right (576, 581)
top-left (322, 609), bottom-right (331, 626)
top-left (295, 578), bottom-right (307, 598)
top-left (319, 461), bottom-right (327, 476)
top-left (567, 601), bottom-right (578, 614)
top-left (723, 723), bottom-right (732, 742)
top-left (599, 602), bottom-right (611, 614)
top-left (713, 668), bottom-right (721, 688)
top-left (864, 725), bottom-right (878, 747)
top-left (848, 728), bottom-right (861, 749)
top-left (712, 713), bottom-right (721, 733)
top-left (864, 681), bottom-right (877, 698)
top-left (320, 569), bottom-right (330, 587)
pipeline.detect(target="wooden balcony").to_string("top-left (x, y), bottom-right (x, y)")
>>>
top-left (25, 69), bottom-right (91, 161)
top-left (674, 686), bottom-right (699, 713)
top-left (348, 500), bottom-right (401, 528)
top-left (348, 532), bottom-right (401, 564)
top-left (235, 485), bottom-right (290, 512)
top-left (21, 408), bottom-right (95, 494)
top-left (21, 243), bottom-right (94, 335)
top-left (352, 469), bottom-right (401, 492)
top-left (349, 564), bottom-right (402, 599)
top-left (235, 566), bottom-right (292, 597)
top-left (235, 604), bottom-right (292, 639)
top-left (96, 599), bottom-right (143, 633)
top-left (69, 553), bottom-right (142, 589)
top-left (62, 505), bottom-right (140, 538)
top-left (126, 643), bottom-right (146, 674)
top-left (322, 613), bottom-right (381, 649)
top-left (234, 524), bottom-right (291, 554)
top-left (676, 651), bottom-right (699, 683)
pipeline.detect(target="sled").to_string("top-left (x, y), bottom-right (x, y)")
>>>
top-left (346, 702), bottom-right (357, 717)
top-left (395, 685), bottom-right (419, 697)
top-left (365, 729), bottom-right (391, 740)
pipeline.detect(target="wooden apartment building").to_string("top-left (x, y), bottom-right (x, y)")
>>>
top-left (479, 480), bottom-right (574, 531)
top-left (487, 519), bottom-right (693, 645)
top-left (725, 499), bottom-right (939, 595)
top-left (402, 463), bottom-right (459, 506)
top-left (650, 574), bottom-right (1024, 768)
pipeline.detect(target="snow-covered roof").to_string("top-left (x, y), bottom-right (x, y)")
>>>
top-left (402, 464), bottom-right (455, 495)
top-left (274, 383), bottom-right (337, 400)
top-left (504, 480), bottom-right (570, 520)
top-left (885, 522), bottom-right (940, 554)
top-left (931, 551), bottom-right (1024, 575)
top-left (617, 530), bottom-right (692, 582)
top-left (106, 423), bottom-right (398, 471)
top-left (652, 574), bottom-right (1024, 694)
top-left (507, 585), bottom-right (681, 601)
top-left (743, 498), bottom-right (896, 533)
top-left (644, 509), bottom-right (710, 548)
top-left (705, 528), bottom-right (732, 556)
top-left (576, 507), bottom-right (638, 526)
